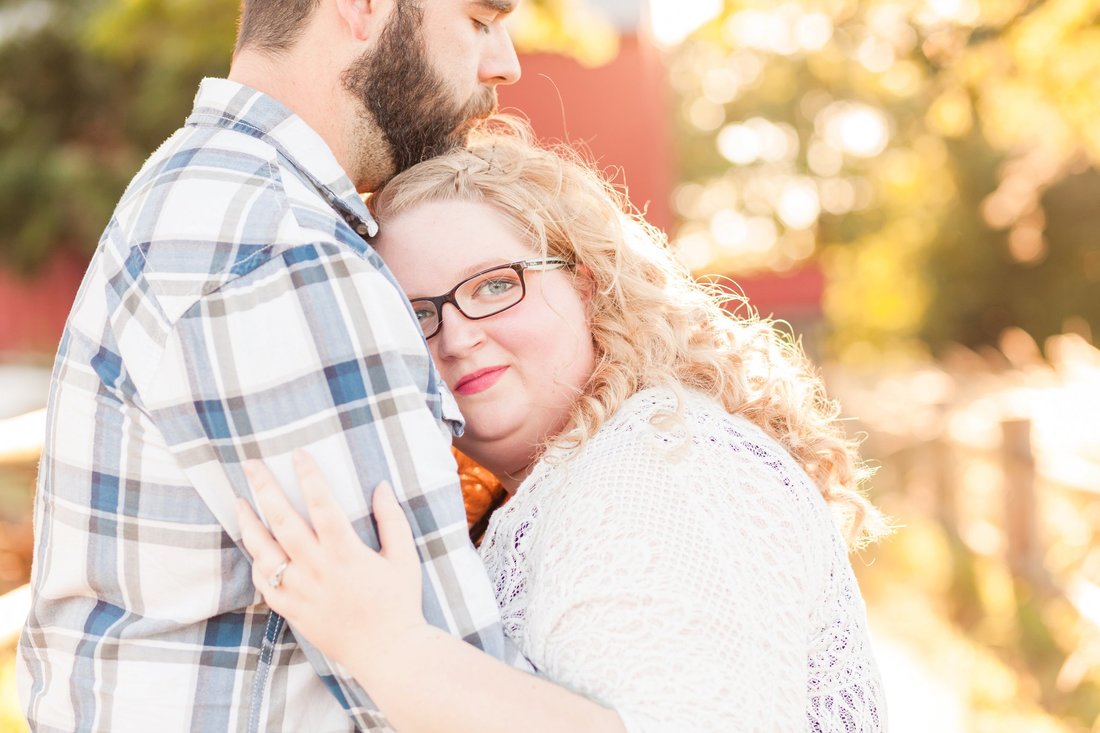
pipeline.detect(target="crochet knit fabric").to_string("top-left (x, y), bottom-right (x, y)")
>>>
top-left (478, 387), bottom-right (886, 732)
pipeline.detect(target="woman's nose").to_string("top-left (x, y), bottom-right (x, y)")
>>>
top-left (433, 303), bottom-right (486, 359)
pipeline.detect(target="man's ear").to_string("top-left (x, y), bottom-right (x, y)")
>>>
top-left (334, 0), bottom-right (389, 42)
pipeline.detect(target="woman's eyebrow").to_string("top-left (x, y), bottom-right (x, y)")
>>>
top-left (457, 260), bottom-right (512, 281)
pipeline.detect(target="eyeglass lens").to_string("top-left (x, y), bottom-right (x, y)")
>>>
top-left (411, 265), bottom-right (526, 338)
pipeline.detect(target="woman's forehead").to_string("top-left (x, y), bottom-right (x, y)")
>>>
top-left (374, 199), bottom-right (539, 292)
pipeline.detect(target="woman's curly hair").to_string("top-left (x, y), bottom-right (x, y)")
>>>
top-left (370, 118), bottom-right (888, 548)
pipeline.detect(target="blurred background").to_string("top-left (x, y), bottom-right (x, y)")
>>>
top-left (1, 0), bottom-right (1099, 730)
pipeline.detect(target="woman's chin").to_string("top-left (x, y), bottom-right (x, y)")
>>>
top-left (456, 434), bottom-right (528, 476)
top-left (455, 440), bottom-right (505, 469)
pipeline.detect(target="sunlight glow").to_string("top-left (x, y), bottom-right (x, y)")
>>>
top-left (647, 0), bottom-right (721, 47)
top-left (776, 178), bottom-right (821, 230)
top-left (710, 210), bottom-right (749, 251)
top-left (717, 124), bottom-right (761, 165)
top-left (723, 5), bottom-right (833, 56)
top-left (919, 0), bottom-right (980, 26)
top-left (858, 36), bottom-right (897, 73)
top-left (794, 12), bottom-right (834, 51)
top-left (867, 3), bottom-right (919, 52)
top-left (687, 98), bottom-right (725, 131)
top-left (819, 178), bottom-right (857, 214)
top-left (807, 140), bottom-right (844, 176)
top-left (745, 217), bottom-right (779, 252)
top-left (717, 118), bottom-right (799, 166)
top-left (674, 231), bottom-right (714, 271)
top-left (820, 102), bottom-right (892, 158)
top-left (724, 10), bottom-right (796, 55)
top-left (703, 67), bottom-right (741, 104)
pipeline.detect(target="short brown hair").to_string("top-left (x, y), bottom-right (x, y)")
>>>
top-left (235, 0), bottom-right (320, 55)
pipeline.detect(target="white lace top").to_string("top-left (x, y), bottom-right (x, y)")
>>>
top-left (479, 388), bottom-right (886, 732)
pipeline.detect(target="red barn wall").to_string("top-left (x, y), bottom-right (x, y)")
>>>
top-left (0, 254), bottom-right (84, 357)
top-left (500, 35), bottom-right (674, 232)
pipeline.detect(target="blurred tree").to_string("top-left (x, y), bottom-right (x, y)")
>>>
top-left (0, 0), bottom-right (610, 273)
top-left (508, 0), bottom-right (620, 65)
top-left (667, 0), bottom-right (1100, 355)
top-left (0, 0), bottom-right (236, 272)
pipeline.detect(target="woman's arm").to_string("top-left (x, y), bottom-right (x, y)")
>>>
top-left (236, 451), bottom-right (626, 733)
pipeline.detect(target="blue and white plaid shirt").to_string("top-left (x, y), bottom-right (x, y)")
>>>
top-left (18, 78), bottom-right (527, 732)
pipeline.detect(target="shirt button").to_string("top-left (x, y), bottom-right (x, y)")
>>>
top-left (356, 225), bottom-right (368, 236)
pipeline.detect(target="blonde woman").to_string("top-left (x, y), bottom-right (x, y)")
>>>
top-left (237, 125), bottom-right (889, 732)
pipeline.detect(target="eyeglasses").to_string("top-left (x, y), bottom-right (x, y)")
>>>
top-left (410, 258), bottom-right (573, 339)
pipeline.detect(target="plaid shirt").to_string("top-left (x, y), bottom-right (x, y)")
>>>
top-left (18, 78), bottom-right (527, 733)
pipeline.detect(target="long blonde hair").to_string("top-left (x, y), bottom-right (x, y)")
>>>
top-left (371, 120), bottom-right (887, 547)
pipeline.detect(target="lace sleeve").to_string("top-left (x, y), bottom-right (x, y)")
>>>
top-left (519, 407), bottom-right (830, 732)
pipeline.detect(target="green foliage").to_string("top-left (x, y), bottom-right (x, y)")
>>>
top-left (669, 0), bottom-right (1100, 354)
top-left (0, 0), bottom-right (235, 272)
top-left (509, 0), bottom-right (619, 66)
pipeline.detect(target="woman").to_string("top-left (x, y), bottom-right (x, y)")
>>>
top-left (237, 126), bottom-right (889, 732)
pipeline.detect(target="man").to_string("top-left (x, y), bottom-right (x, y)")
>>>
top-left (18, 1), bottom-right (524, 730)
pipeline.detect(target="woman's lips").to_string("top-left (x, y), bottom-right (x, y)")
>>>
top-left (454, 366), bottom-right (509, 396)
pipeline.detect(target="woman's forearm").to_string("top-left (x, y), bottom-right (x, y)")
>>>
top-left (235, 458), bottom-right (624, 732)
top-left (342, 624), bottom-right (627, 733)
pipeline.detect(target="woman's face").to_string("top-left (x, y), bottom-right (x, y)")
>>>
top-left (374, 199), bottom-right (596, 487)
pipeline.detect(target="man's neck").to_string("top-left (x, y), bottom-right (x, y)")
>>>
top-left (229, 49), bottom-right (362, 188)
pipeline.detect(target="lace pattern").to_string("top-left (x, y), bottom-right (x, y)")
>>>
top-left (479, 387), bottom-right (886, 732)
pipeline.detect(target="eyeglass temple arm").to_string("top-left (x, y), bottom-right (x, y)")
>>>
top-left (522, 258), bottom-right (573, 270)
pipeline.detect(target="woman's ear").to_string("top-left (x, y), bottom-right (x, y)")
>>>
top-left (574, 263), bottom-right (597, 303)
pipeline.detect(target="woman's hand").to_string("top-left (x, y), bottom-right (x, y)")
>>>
top-left (237, 451), bottom-right (627, 733)
top-left (235, 450), bottom-right (426, 669)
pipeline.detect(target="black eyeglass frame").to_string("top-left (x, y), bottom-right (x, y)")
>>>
top-left (411, 258), bottom-right (574, 339)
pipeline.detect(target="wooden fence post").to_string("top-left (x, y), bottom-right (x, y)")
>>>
top-left (1001, 418), bottom-right (1048, 588)
top-left (932, 401), bottom-right (958, 538)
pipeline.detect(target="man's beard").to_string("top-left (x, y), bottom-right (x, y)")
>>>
top-left (342, 2), bottom-right (497, 180)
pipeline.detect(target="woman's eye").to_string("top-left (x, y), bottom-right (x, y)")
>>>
top-left (474, 277), bottom-right (518, 297)
top-left (413, 307), bottom-right (436, 323)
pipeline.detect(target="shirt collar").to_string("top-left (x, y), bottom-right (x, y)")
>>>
top-left (186, 77), bottom-right (378, 237)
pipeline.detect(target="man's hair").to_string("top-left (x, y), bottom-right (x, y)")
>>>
top-left (235, 0), bottom-right (321, 55)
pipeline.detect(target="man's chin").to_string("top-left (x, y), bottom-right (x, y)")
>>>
top-left (452, 120), bottom-right (481, 145)
top-left (452, 113), bottom-right (496, 148)
top-left (458, 94), bottom-right (498, 132)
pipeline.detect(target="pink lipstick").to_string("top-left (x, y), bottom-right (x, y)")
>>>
top-left (454, 366), bottom-right (509, 396)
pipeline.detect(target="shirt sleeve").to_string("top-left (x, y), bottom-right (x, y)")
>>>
top-left (146, 242), bottom-right (526, 729)
top-left (521, 415), bottom-right (818, 732)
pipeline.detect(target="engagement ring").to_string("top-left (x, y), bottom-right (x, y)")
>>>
top-left (269, 560), bottom-right (290, 590)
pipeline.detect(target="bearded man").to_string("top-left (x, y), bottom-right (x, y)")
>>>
top-left (18, 1), bottom-right (525, 730)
